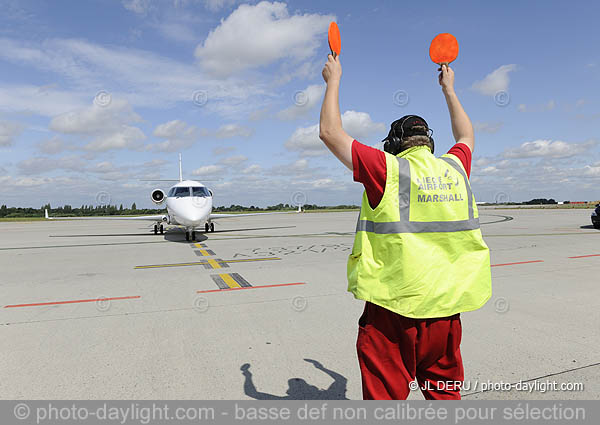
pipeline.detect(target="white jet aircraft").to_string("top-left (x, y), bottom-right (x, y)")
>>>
top-left (46, 154), bottom-right (296, 241)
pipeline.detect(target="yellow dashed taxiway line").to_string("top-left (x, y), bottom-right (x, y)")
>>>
top-left (207, 259), bottom-right (221, 269)
top-left (219, 273), bottom-right (241, 288)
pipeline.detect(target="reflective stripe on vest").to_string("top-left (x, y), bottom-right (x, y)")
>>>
top-left (356, 156), bottom-right (479, 234)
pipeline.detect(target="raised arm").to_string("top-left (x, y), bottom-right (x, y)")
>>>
top-left (304, 359), bottom-right (347, 395)
top-left (241, 364), bottom-right (285, 400)
top-left (319, 54), bottom-right (354, 170)
top-left (439, 65), bottom-right (475, 152)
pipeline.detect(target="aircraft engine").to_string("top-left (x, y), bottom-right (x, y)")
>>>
top-left (151, 188), bottom-right (166, 205)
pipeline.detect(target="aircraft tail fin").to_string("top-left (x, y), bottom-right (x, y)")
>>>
top-left (179, 153), bottom-right (183, 182)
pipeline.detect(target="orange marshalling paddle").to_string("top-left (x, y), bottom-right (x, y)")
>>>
top-left (328, 22), bottom-right (341, 58)
top-left (429, 33), bottom-right (459, 67)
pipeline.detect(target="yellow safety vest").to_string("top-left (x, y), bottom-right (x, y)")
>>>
top-left (347, 145), bottom-right (492, 318)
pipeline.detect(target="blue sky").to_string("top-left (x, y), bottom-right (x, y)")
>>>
top-left (1, 0), bottom-right (599, 208)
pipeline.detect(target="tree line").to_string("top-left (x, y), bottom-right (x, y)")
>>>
top-left (0, 203), bottom-right (360, 218)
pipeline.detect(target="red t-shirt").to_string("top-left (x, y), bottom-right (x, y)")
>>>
top-left (352, 141), bottom-right (472, 209)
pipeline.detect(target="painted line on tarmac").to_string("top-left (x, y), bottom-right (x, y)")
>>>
top-left (4, 295), bottom-right (141, 309)
top-left (479, 214), bottom-right (514, 225)
top-left (194, 249), bottom-right (215, 257)
top-left (228, 273), bottom-right (252, 287)
top-left (197, 282), bottom-right (305, 294)
top-left (134, 257), bottom-right (281, 269)
top-left (491, 260), bottom-right (544, 267)
top-left (206, 258), bottom-right (222, 269)
top-left (210, 274), bottom-right (231, 289)
top-left (3, 290), bottom-right (338, 326)
top-left (210, 273), bottom-right (252, 289)
top-left (192, 243), bottom-right (207, 248)
top-left (568, 254), bottom-right (600, 259)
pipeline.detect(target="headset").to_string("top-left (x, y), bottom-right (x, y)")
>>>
top-left (383, 115), bottom-right (435, 156)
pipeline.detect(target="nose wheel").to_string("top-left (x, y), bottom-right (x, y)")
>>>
top-left (154, 224), bottom-right (165, 235)
top-left (205, 222), bottom-right (215, 232)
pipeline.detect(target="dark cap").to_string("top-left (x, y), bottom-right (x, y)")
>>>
top-left (385, 115), bottom-right (430, 141)
top-left (382, 115), bottom-right (434, 155)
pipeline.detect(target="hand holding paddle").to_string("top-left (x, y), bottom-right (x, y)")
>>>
top-left (439, 64), bottom-right (455, 94)
top-left (322, 54), bottom-right (341, 84)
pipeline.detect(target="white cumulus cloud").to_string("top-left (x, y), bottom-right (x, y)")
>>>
top-left (277, 84), bottom-right (325, 120)
top-left (285, 110), bottom-right (385, 156)
top-left (84, 126), bottom-right (146, 151)
top-left (472, 64), bottom-right (517, 96)
top-left (50, 98), bottom-right (141, 134)
top-left (503, 140), bottom-right (597, 159)
top-left (191, 165), bottom-right (224, 176)
top-left (50, 98), bottom-right (146, 152)
top-left (151, 119), bottom-right (199, 152)
top-left (219, 155), bottom-right (247, 165)
top-left (214, 123), bottom-right (253, 139)
top-left (195, 1), bottom-right (333, 77)
top-left (242, 164), bottom-right (262, 174)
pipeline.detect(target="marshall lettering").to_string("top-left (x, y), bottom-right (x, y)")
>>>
top-left (417, 193), bottom-right (464, 203)
top-left (415, 174), bottom-right (464, 203)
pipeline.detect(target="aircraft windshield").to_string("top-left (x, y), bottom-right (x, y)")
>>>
top-left (167, 187), bottom-right (210, 197)
top-left (171, 187), bottom-right (191, 197)
top-left (192, 187), bottom-right (211, 197)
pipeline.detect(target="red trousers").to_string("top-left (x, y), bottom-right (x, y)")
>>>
top-left (356, 302), bottom-right (464, 400)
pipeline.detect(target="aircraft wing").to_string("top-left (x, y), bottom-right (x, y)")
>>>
top-left (209, 211), bottom-right (297, 220)
top-left (45, 209), bottom-right (166, 221)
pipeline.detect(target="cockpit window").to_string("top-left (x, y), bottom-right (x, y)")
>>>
top-left (192, 187), bottom-right (211, 197)
top-left (172, 187), bottom-right (191, 197)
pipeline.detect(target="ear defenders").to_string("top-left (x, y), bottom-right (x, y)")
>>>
top-left (383, 115), bottom-right (435, 155)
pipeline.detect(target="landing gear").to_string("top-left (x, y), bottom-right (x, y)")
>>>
top-left (159, 224), bottom-right (164, 234)
top-left (192, 230), bottom-right (196, 240)
top-left (205, 222), bottom-right (215, 232)
top-left (185, 231), bottom-right (190, 241)
top-left (210, 222), bottom-right (215, 232)
top-left (205, 223), bottom-right (209, 233)
top-left (154, 224), bottom-right (158, 234)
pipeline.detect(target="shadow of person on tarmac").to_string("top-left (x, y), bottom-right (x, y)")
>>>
top-left (241, 359), bottom-right (348, 400)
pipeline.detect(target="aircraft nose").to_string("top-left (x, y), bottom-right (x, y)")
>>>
top-left (191, 197), bottom-right (207, 208)
top-left (188, 209), bottom-right (206, 222)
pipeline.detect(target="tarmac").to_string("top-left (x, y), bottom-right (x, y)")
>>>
top-left (0, 207), bottom-right (599, 400)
